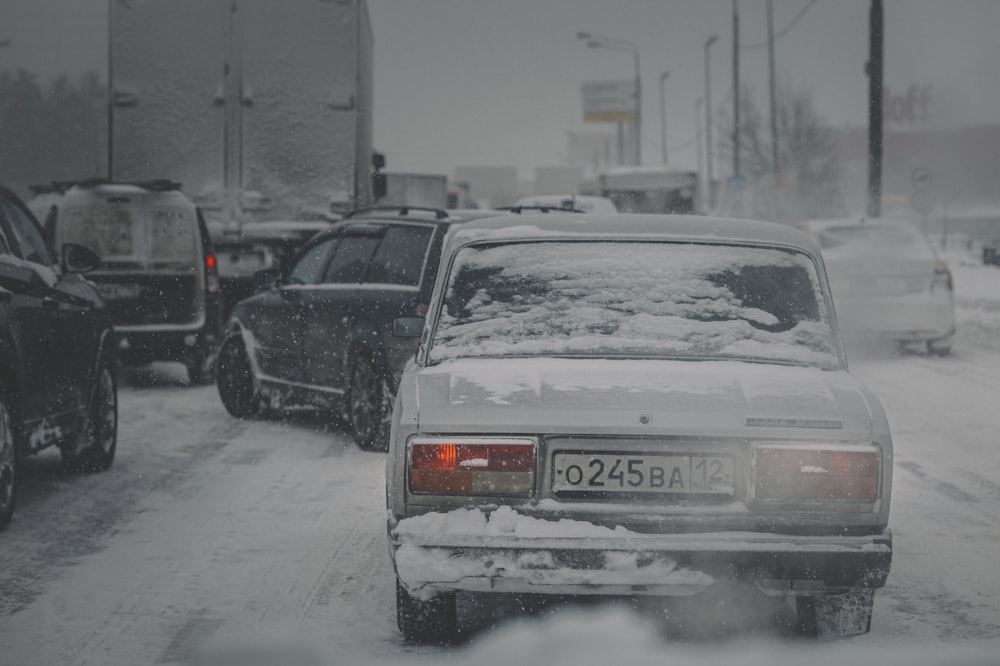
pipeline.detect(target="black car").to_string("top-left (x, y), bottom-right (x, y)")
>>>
top-left (28, 180), bottom-right (223, 383)
top-left (0, 185), bottom-right (117, 531)
top-left (215, 207), bottom-right (503, 450)
top-left (206, 217), bottom-right (337, 319)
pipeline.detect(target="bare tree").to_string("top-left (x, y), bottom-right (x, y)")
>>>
top-left (719, 81), bottom-right (845, 222)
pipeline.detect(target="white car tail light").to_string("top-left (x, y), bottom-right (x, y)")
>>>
top-left (408, 437), bottom-right (536, 496)
top-left (754, 444), bottom-right (879, 502)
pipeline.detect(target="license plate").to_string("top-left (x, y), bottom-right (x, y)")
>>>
top-left (97, 283), bottom-right (140, 300)
top-left (552, 453), bottom-right (734, 495)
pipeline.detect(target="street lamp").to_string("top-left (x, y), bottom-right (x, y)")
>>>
top-left (577, 31), bottom-right (641, 166)
top-left (695, 97), bottom-right (704, 211)
top-left (704, 34), bottom-right (719, 209)
top-left (659, 70), bottom-right (670, 164)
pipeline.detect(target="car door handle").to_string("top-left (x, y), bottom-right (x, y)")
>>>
top-left (42, 296), bottom-right (60, 310)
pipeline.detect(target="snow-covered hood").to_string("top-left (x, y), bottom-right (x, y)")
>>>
top-left (409, 357), bottom-right (876, 440)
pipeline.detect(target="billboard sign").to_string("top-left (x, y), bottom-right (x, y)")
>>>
top-left (582, 80), bottom-right (637, 123)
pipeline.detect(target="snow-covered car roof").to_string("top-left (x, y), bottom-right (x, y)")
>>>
top-left (32, 181), bottom-right (196, 209)
top-left (450, 213), bottom-right (820, 253)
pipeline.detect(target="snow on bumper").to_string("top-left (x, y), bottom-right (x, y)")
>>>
top-left (389, 507), bottom-right (892, 598)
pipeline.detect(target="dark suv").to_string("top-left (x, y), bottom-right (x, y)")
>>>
top-left (28, 180), bottom-right (223, 383)
top-left (0, 185), bottom-right (117, 531)
top-left (215, 207), bottom-right (502, 450)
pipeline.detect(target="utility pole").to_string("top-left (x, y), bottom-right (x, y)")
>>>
top-left (223, 0), bottom-right (244, 232)
top-left (659, 70), bottom-right (670, 164)
top-left (704, 35), bottom-right (718, 209)
top-left (106, 0), bottom-right (114, 180)
top-left (867, 0), bottom-right (884, 218)
top-left (732, 0), bottom-right (741, 177)
top-left (767, 0), bottom-right (779, 179)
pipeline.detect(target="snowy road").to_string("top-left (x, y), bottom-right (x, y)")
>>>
top-left (1, 279), bottom-right (999, 663)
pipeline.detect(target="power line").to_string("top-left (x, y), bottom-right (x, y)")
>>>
top-left (742, 0), bottom-right (820, 51)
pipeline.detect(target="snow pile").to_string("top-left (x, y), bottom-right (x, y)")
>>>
top-left (452, 607), bottom-right (1000, 666)
top-left (393, 507), bottom-right (715, 596)
top-left (394, 506), bottom-right (629, 540)
top-left (430, 242), bottom-right (839, 368)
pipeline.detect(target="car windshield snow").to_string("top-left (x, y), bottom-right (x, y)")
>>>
top-left (429, 240), bottom-right (840, 368)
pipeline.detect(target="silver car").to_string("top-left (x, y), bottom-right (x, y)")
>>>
top-left (386, 214), bottom-right (893, 642)
top-left (803, 217), bottom-right (956, 354)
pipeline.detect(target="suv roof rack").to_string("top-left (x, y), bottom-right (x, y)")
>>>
top-left (495, 205), bottom-right (586, 214)
top-left (40, 179), bottom-right (184, 194)
top-left (344, 206), bottom-right (449, 220)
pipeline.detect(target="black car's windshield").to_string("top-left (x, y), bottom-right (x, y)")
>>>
top-left (429, 240), bottom-right (839, 368)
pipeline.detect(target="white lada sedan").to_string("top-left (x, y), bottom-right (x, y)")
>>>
top-left (385, 214), bottom-right (893, 642)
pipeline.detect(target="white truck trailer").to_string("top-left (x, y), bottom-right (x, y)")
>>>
top-left (109, 0), bottom-right (375, 219)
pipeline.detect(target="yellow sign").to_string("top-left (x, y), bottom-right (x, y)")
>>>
top-left (584, 110), bottom-right (636, 123)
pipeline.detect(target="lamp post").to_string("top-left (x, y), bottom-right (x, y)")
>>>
top-left (732, 0), bottom-right (741, 177)
top-left (704, 34), bottom-right (718, 209)
top-left (659, 70), bottom-right (670, 164)
top-left (578, 31), bottom-right (641, 166)
top-left (695, 97), bottom-right (704, 212)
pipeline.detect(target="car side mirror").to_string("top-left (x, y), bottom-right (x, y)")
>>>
top-left (62, 243), bottom-right (101, 273)
top-left (392, 316), bottom-right (424, 338)
top-left (252, 267), bottom-right (282, 292)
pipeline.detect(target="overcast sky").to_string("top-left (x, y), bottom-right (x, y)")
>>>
top-left (3, 0), bottom-right (999, 180)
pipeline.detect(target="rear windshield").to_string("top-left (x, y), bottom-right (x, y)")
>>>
top-left (429, 241), bottom-right (840, 368)
top-left (60, 205), bottom-right (198, 266)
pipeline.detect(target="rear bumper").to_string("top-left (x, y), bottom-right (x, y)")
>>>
top-left (116, 325), bottom-right (217, 365)
top-left (835, 291), bottom-right (955, 341)
top-left (390, 518), bottom-right (892, 598)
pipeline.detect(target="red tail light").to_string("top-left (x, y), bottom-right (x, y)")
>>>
top-left (408, 437), bottom-right (536, 496)
top-left (754, 445), bottom-right (879, 502)
top-left (205, 253), bottom-right (221, 295)
top-left (932, 260), bottom-right (953, 292)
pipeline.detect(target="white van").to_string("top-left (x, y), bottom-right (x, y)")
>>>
top-left (29, 180), bottom-right (222, 383)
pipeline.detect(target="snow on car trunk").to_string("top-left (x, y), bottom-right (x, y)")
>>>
top-left (411, 357), bottom-right (873, 439)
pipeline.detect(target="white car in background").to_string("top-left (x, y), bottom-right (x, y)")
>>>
top-left (514, 194), bottom-right (618, 213)
top-left (386, 213), bottom-right (893, 643)
top-left (803, 217), bottom-right (955, 354)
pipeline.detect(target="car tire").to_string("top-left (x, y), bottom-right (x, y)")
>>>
top-left (216, 335), bottom-right (261, 419)
top-left (347, 349), bottom-right (391, 452)
top-left (927, 340), bottom-right (952, 356)
top-left (62, 358), bottom-right (118, 473)
top-left (0, 395), bottom-right (17, 531)
top-left (396, 579), bottom-right (457, 643)
top-left (796, 589), bottom-right (874, 638)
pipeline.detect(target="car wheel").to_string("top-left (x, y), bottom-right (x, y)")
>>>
top-left (216, 335), bottom-right (261, 419)
top-left (396, 579), bottom-right (457, 643)
top-left (62, 358), bottom-right (118, 473)
top-left (927, 340), bottom-right (952, 356)
top-left (0, 396), bottom-right (17, 531)
top-left (348, 349), bottom-right (391, 452)
top-left (796, 589), bottom-right (874, 638)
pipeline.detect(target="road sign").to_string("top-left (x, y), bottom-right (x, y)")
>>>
top-left (911, 166), bottom-right (932, 191)
top-left (582, 80), bottom-right (637, 123)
